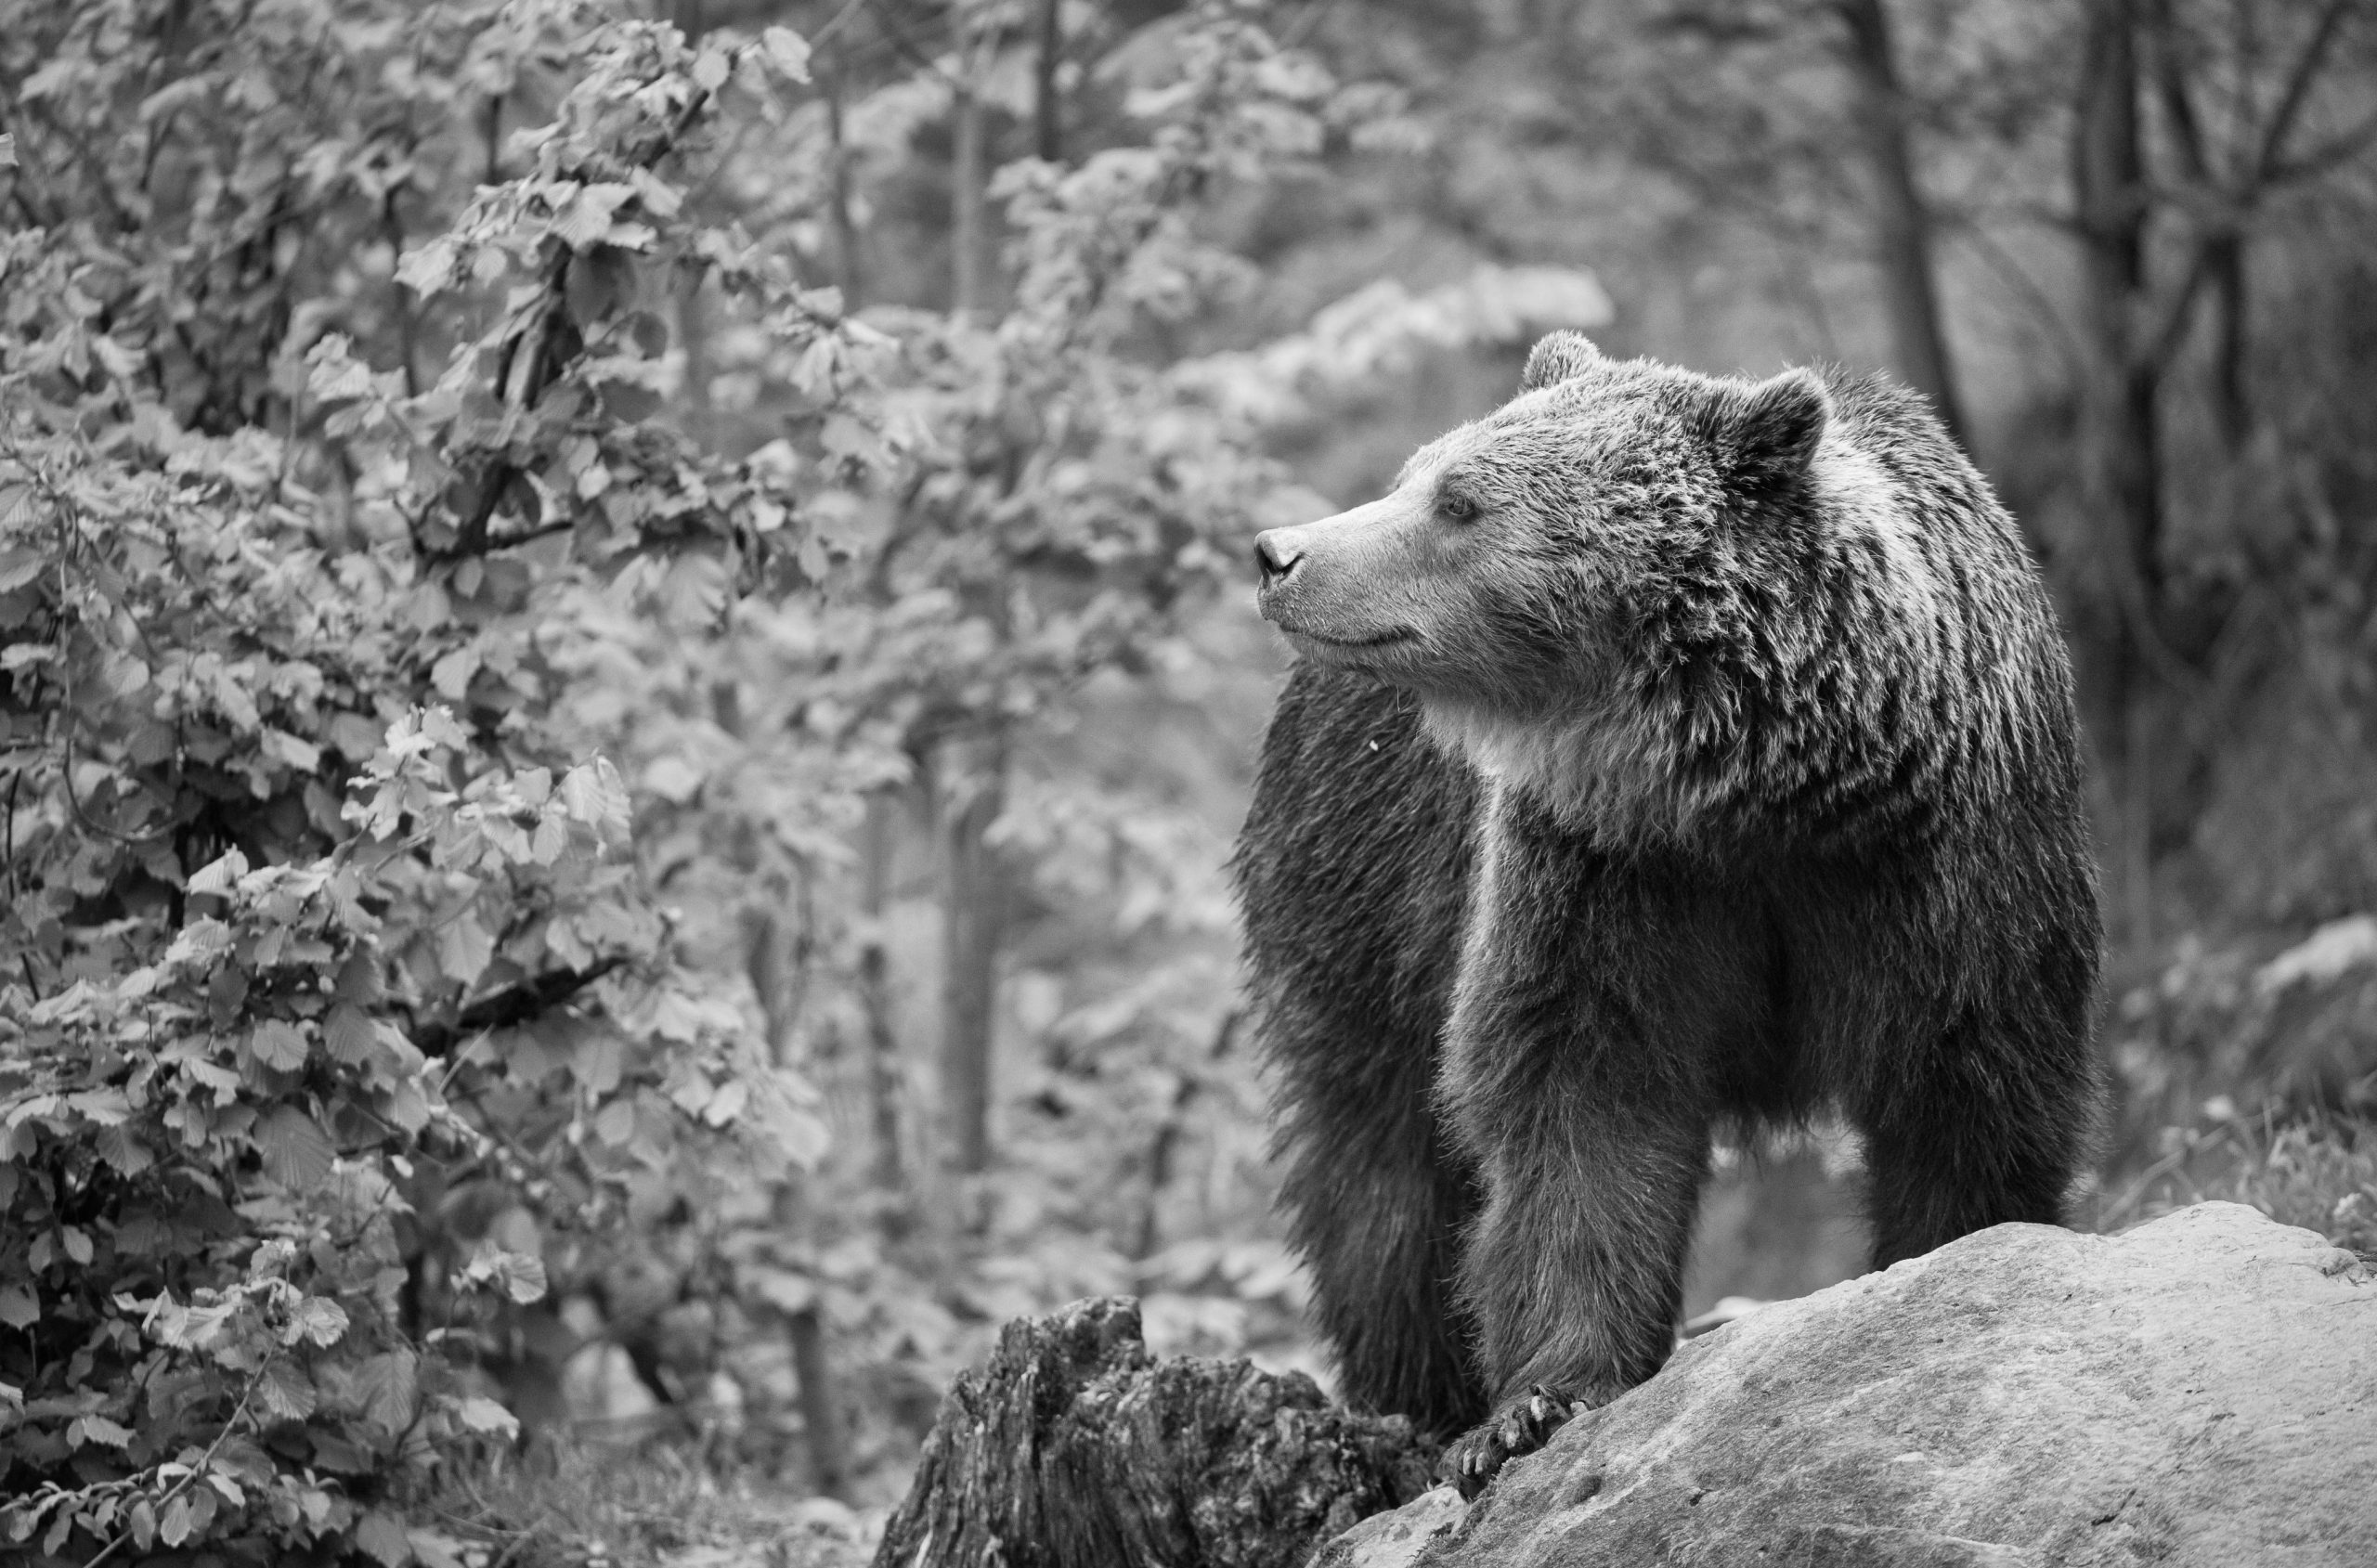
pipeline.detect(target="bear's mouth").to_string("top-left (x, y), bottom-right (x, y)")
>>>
top-left (1289, 628), bottom-right (1415, 652)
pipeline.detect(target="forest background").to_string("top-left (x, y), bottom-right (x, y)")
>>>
top-left (4, 0), bottom-right (2376, 1562)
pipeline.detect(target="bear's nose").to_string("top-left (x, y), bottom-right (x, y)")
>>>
top-left (1253, 530), bottom-right (1302, 586)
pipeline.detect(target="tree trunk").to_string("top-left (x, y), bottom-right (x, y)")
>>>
top-left (1034, 0), bottom-right (1064, 164)
top-left (859, 790), bottom-right (904, 1192)
top-left (2073, 0), bottom-right (2162, 619)
top-left (826, 60), bottom-right (864, 308)
top-left (2206, 232), bottom-right (2247, 449)
top-left (1835, 0), bottom-right (1967, 447)
top-left (2072, 0), bottom-right (2165, 947)
top-left (936, 733), bottom-right (1005, 1176)
top-left (873, 1298), bottom-right (1437, 1568)
top-left (790, 1304), bottom-right (848, 1501)
top-left (2144, 0), bottom-right (2247, 452)
top-left (952, 80), bottom-right (986, 319)
top-left (742, 903), bottom-right (796, 1063)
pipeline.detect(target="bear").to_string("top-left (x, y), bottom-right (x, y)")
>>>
top-left (1231, 331), bottom-right (2103, 1497)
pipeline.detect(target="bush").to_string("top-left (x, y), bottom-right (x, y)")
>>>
top-left (0, 0), bottom-right (1445, 1553)
top-left (1, 8), bottom-right (837, 1557)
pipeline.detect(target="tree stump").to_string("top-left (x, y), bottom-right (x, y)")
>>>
top-left (871, 1297), bottom-right (1438, 1568)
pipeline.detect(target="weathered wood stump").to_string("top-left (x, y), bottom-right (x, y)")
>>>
top-left (871, 1297), bottom-right (1437, 1568)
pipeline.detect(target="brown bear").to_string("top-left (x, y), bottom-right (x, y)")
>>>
top-left (1232, 332), bottom-right (2103, 1496)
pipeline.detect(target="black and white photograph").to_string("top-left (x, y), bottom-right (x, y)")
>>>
top-left (3, 1), bottom-right (2373, 1563)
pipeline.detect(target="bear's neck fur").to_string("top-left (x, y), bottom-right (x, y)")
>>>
top-left (1420, 685), bottom-right (1689, 848)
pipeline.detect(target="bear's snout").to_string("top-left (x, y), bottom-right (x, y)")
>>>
top-left (1252, 494), bottom-right (1440, 659)
top-left (1254, 529), bottom-right (1303, 587)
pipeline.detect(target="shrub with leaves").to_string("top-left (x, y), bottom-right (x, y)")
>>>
top-left (0, 5), bottom-right (836, 1559)
top-left (0, 0), bottom-right (1454, 1548)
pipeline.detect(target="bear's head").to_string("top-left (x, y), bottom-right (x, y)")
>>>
top-left (1253, 331), bottom-right (1833, 723)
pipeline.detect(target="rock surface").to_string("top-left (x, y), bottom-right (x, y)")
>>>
top-left (1318, 1203), bottom-right (2377, 1568)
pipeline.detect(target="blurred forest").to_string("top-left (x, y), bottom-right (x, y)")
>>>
top-left (4, 0), bottom-right (2376, 1562)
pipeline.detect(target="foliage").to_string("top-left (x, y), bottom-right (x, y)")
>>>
top-left (0, 4), bottom-right (846, 1557)
top-left (0, 0), bottom-right (1569, 1548)
top-left (2110, 915), bottom-right (2377, 1161)
top-left (415, 1435), bottom-right (869, 1568)
top-left (2107, 1109), bottom-right (2377, 1261)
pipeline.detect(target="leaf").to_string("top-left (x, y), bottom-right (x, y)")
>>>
top-left (570, 1031), bottom-right (623, 1095)
top-left (355, 1509), bottom-right (414, 1567)
top-left (325, 1002), bottom-right (377, 1065)
top-left (72, 1414), bottom-right (133, 1448)
top-left (67, 1086), bottom-right (131, 1124)
top-left (703, 1077), bottom-right (749, 1127)
top-left (499, 1252), bottom-right (546, 1304)
top-left (0, 544), bottom-right (45, 592)
top-left (287, 1297), bottom-right (349, 1349)
top-left (256, 1106), bottom-right (336, 1190)
top-left (188, 849), bottom-right (250, 895)
top-left (0, 1286), bottom-right (34, 1328)
top-left (743, 1266), bottom-right (815, 1314)
top-left (430, 645), bottom-right (479, 701)
top-left (333, 951), bottom-right (384, 1004)
top-left (455, 1395), bottom-right (520, 1439)
top-left (355, 1349), bottom-right (420, 1434)
top-left (761, 27), bottom-right (812, 82)
top-left (552, 184), bottom-right (640, 251)
top-left (435, 913), bottom-right (495, 987)
top-left (691, 49), bottom-right (731, 93)
top-left (309, 1430), bottom-right (374, 1473)
top-left (592, 1097), bottom-right (638, 1147)
top-left (95, 1124), bottom-right (154, 1175)
top-left (559, 760), bottom-right (615, 827)
top-left (641, 755), bottom-right (704, 803)
top-left (263, 728), bottom-right (321, 771)
top-left (99, 649), bottom-right (150, 696)
top-left (249, 1019), bottom-right (311, 1071)
top-left (396, 236), bottom-right (459, 296)
top-left (409, 1528), bottom-right (471, 1568)
top-left (259, 1356), bottom-right (319, 1419)
top-left (160, 1494), bottom-right (195, 1548)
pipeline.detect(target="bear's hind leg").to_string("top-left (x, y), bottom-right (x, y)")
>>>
top-left (1856, 1014), bottom-right (2099, 1267)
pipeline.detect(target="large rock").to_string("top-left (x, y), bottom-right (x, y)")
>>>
top-left (1319, 1203), bottom-right (2376, 1568)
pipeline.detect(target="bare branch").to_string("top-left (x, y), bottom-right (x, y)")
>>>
top-left (2249, 0), bottom-right (2356, 186)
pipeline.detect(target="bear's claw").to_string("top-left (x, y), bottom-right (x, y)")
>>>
top-left (1443, 1384), bottom-right (1583, 1501)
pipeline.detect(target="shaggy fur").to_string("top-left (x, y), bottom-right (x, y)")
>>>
top-left (1234, 333), bottom-right (2104, 1491)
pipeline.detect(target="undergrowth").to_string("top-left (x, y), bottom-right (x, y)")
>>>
top-left (410, 1438), bottom-right (874, 1568)
top-left (2105, 1110), bottom-right (2377, 1257)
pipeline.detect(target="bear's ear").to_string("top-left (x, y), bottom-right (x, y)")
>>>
top-left (1695, 369), bottom-right (1830, 499)
top-left (1522, 330), bottom-right (1604, 391)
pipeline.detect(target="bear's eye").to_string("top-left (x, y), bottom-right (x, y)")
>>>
top-left (1437, 491), bottom-right (1482, 525)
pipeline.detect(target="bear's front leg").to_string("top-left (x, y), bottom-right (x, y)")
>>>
top-left (1435, 1108), bottom-right (1709, 1498)
top-left (1432, 789), bottom-right (1747, 1497)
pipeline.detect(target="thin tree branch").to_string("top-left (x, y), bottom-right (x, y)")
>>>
top-left (78, 1364), bottom-right (268, 1568)
top-left (410, 956), bottom-right (630, 1057)
top-left (2249, 0), bottom-right (2354, 185)
top-left (2266, 103), bottom-right (2377, 186)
